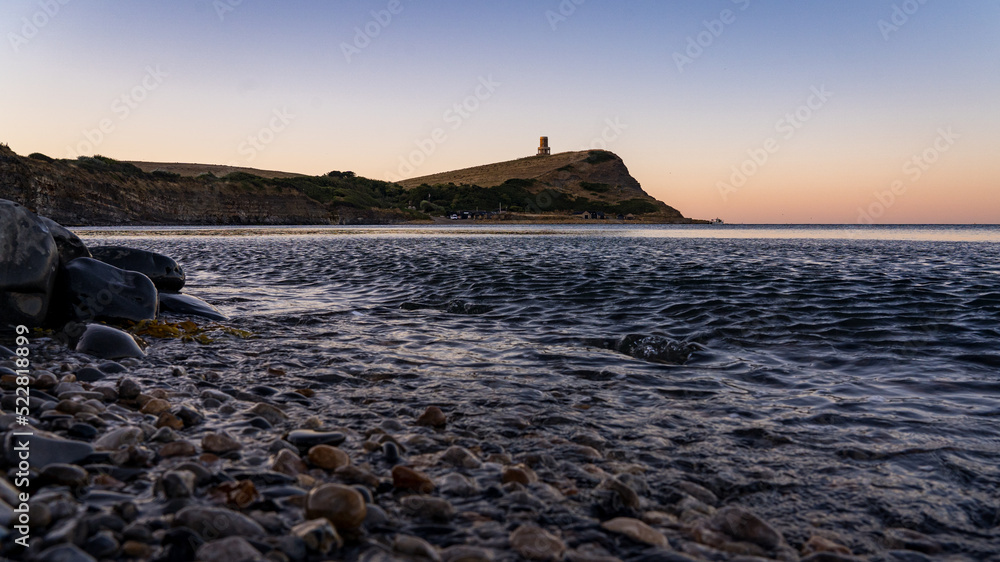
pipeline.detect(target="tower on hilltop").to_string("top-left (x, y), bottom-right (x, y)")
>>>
top-left (537, 136), bottom-right (550, 156)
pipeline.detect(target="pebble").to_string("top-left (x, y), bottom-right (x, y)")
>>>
top-left (196, 536), bottom-right (264, 562)
top-left (502, 464), bottom-right (538, 486)
top-left (416, 405), bottom-right (447, 427)
top-left (202, 431), bottom-right (243, 454)
top-left (440, 446), bottom-right (482, 469)
top-left (286, 429), bottom-right (346, 449)
top-left (441, 545), bottom-right (496, 562)
top-left (159, 470), bottom-right (196, 498)
top-left (394, 534), bottom-right (442, 561)
top-left (600, 517), bottom-right (669, 548)
top-left (804, 535), bottom-right (853, 556)
top-left (676, 481), bottom-right (718, 506)
top-left (307, 444), bottom-right (351, 470)
top-left (438, 473), bottom-right (480, 497)
top-left (305, 483), bottom-right (368, 530)
top-left (392, 465), bottom-right (435, 493)
top-left (121, 541), bottom-right (152, 558)
top-left (510, 525), bottom-right (566, 561)
top-left (74, 367), bottom-right (105, 382)
top-left (156, 411), bottom-right (184, 430)
top-left (9, 431), bottom-right (95, 469)
top-left (40, 463), bottom-right (89, 488)
top-left (175, 506), bottom-right (266, 539)
top-left (273, 448), bottom-right (308, 476)
top-left (710, 506), bottom-right (783, 550)
top-left (117, 378), bottom-right (142, 400)
top-left (292, 518), bottom-right (342, 554)
top-left (84, 530), bottom-right (119, 558)
top-left (381, 441), bottom-right (401, 463)
top-left (883, 528), bottom-right (943, 555)
top-left (93, 426), bottom-right (144, 451)
top-left (248, 403), bottom-right (288, 426)
top-left (160, 440), bottom-right (197, 457)
top-left (401, 495), bottom-right (456, 521)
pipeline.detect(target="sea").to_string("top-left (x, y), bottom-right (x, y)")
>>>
top-left (77, 224), bottom-right (1000, 555)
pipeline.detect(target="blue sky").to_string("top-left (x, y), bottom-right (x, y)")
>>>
top-left (2, 0), bottom-right (998, 222)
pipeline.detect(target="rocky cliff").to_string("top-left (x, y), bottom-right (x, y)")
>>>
top-left (0, 146), bottom-right (329, 226)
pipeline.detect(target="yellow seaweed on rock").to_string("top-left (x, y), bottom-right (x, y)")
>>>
top-left (126, 319), bottom-right (254, 345)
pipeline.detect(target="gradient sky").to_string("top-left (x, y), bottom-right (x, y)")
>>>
top-left (2, 0), bottom-right (998, 223)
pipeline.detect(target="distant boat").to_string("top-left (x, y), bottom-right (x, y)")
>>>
top-left (710, 218), bottom-right (725, 225)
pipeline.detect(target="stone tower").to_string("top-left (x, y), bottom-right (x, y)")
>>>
top-left (537, 136), bottom-right (550, 156)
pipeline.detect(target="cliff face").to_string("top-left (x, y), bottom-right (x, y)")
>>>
top-left (0, 147), bottom-right (329, 226)
top-left (398, 150), bottom-right (687, 220)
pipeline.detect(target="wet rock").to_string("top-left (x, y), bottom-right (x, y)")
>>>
top-left (83, 529), bottom-right (119, 558)
top-left (68, 423), bottom-right (99, 440)
top-left (37, 215), bottom-right (90, 263)
top-left (438, 472), bottom-right (480, 497)
top-left (117, 377), bottom-right (142, 400)
top-left (0, 200), bottom-right (59, 327)
top-left (121, 541), bottom-right (152, 559)
top-left (35, 543), bottom-right (97, 562)
top-left (381, 441), bottom-right (401, 463)
top-left (394, 534), bottom-right (442, 561)
top-left (175, 506), bottom-right (266, 539)
top-left (440, 446), bottom-right (482, 469)
top-left (6, 431), bottom-right (95, 469)
top-left (75, 324), bottom-right (145, 359)
top-left (510, 525), bottom-right (566, 561)
top-left (710, 506), bottom-right (783, 550)
top-left (614, 334), bottom-right (694, 365)
top-left (416, 405), bottom-right (447, 427)
top-left (248, 402), bottom-right (287, 426)
top-left (159, 470), bottom-right (196, 498)
top-left (156, 411), bottom-right (184, 430)
top-left (441, 545), bottom-right (496, 562)
top-left (600, 476), bottom-right (641, 510)
top-left (401, 495), bottom-right (455, 521)
top-left (286, 429), bottom-right (345, 449)
top-left (64, 257), bottom-right (158, 323)
top-left (195, 536), bottom-right (264, 562)
top-left (884, 528), bottom-right (943, 555)
top-left (39, 463), bottom-right (89, 488)
top-left (176, 405), bottom-right (204, 426)
top-left (159, 292), bottom-right (227, 320)
top-left (392, 465), bottom-right (434, 493)
top-left (272, 448), bottom-right (308, 476)
top-left (804, 535), bottom-right (853, 556)
top-left (502, 464), bottom-right (538, 486)
top-left (140, 398), bottom-right (171, 415)
top-left (676, 481), bottom-right (718, 506)
top-left (601, 517), bottom-right (668, 548)
top-left (292, 518), bottom-right (343, 554)
top-left (74, 367), bottom-right (105, 382)
top-left (202, 431), bottom-right (242, 454)
top-left (307, 444), bottom-right (350, 470)
top-left (305, 483), bottom-right (367, 530)
top-left (90, 246), bottom-right (185, 292)
top-left (160, 440), bottom-right (197, 458)
top-left (94, 426), bottom-right (144, 451)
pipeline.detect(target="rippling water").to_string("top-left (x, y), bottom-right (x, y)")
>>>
top-left (81, 225), bottom-right (1000, 556)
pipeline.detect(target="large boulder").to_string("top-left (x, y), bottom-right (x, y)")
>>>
top-left (90, 246), bottom-right (185, 292)
top-left (37, 216), bottom-right (90, 263)
top-left (74, 323), bottom-right (145, 359)
top-left (0, 200), bottom-right (59, 327)
top-left (159, 292), bottom-right (227, 321)
top-left (64, 257), bottom-right (158, 323)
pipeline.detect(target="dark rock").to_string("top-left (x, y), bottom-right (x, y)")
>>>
top-left (160, 527), bottom-right (204, 562)
top-left (35, 543), bottom-right (97, 562)
top-left (64, 257), bottom-right (158, 323)
top-left (0, 199), bottom-right (59, 327)
top-left (286, 429), bottom-right (346, 449)
top-left (159, 292), bottom-right (226, 321)
top-left (39, 463), bottom-right (89, 488)
top-left (381, 441), bottom-right (401, 463)
top-left (174, 506), bottom-right (266, 539)
top-left (98, 361), bottom-right (127, 373)
top-left (117, 377), bottom-right (142, 400)
top-left (83, 530), bottom-right (119, 558)
top-left (160, 470), bottom-right (196, 498)
top-left (74, 367), bottom-right (105, 382)
top-left (305, 483), bottom-right (367, 531)
top-left (69, 423), bottom-right (99, 440)
top-left (175, 405), bottom-right (204, 426)
top-left (196, 536), bottom-right (264, 562)
top-left (90, 246), bottom-right (185, 292)
top-left (37, 215), bottom-right (90, 263)
top-left (75, 324), bottom-right (145, 359)
top-left (710, 506), bottom-right (783, 550)
top-left (614, 334), bottom-right (695, 365)
top-left (5, 430), bottom-right (95, 469)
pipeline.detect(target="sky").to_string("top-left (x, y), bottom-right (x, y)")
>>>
top-left (1, 0), bottom-right (998, 224)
